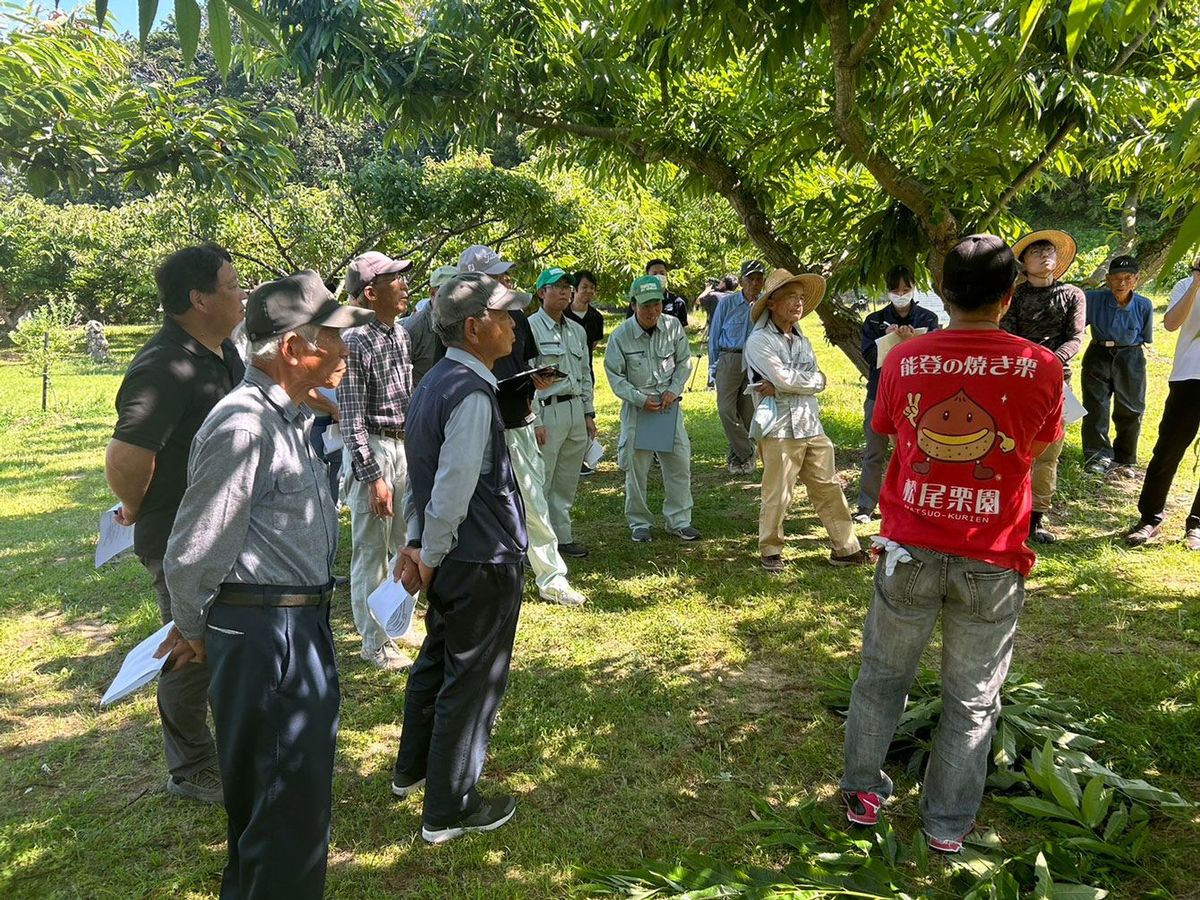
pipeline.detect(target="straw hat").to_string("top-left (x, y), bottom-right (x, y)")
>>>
top-left (1011, 229), bottom-right (1077, 281)
top-left (750, 268), bottom-right (826, 322)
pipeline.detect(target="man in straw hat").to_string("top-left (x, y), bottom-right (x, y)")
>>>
top-left (163, 270), bottom-right (374, 896)
top-left (744, 268), bottom-right (866, 571)
top-left (708, 259), bottom-right (768, 474)
top-left (392, 271), bottom-right (529, 843)
top-left (1081, 255), bottom-right (1153, 477)
top-left (1000, 229), bottom-right (1085, 543)
top-left (840, 235), bottom-right (1063, 854)
top-left (604, 274), bottom-right (702, 542)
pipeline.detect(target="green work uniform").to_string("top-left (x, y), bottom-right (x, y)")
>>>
top-left (603, 313), bottom-right (695, 533)
top-left (529, 308), bottom-right (594, 543)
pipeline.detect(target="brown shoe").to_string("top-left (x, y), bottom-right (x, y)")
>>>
top-left (1186, 528), bottom-right (1200, 551)
top-left (830, 549), bottom-right (870, 567)
top-left (1125, 522), bottom-right (1162, 546)
top-left (761, 554), bottom-right (785, 573)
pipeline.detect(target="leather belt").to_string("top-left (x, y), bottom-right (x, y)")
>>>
top-left (1100, 341), bottom-right (1138, 349)
top-left (540, 395), bottom-right (578, 406)
top-left (368, 426), bottom-right (405, 440)
top-left (719, 348), bottom-right (743, 354)
top-left (216, 583), bottom-right (333, 608)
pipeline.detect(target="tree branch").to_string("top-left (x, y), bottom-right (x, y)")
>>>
top-left (976, 117), bottom-right (1076, 231)
top-left (847, 0), bottom-right (898, 69)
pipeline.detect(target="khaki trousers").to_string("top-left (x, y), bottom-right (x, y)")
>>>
top-left (505, 424), bottom-right (571, 594)
top-left (1031, 436), bottom-right (1064, 513)
top-left (539, 398), bottom-right (588, 543)
top-left (758, 434), bottom-right (858, 557)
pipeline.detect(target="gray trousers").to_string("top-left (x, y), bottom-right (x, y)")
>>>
top-left (715, 351), bottom-right (754, 466)
top-left (841, 545), bottom-right (1024, 842)
top-left (139, 555), bottom-right (218, 779)
top-left (857, 396), bottom-right (889, 514)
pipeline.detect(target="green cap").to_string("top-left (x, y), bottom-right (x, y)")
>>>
top-left (628, 274), bottom-right (666, 305)
top-left (535, 267), bottom-right (575, 293)
top-left (429, 265), bottom-right (458, 290)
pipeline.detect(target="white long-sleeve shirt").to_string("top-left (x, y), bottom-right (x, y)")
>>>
top-left (743, 316), bottom-right (826, 440)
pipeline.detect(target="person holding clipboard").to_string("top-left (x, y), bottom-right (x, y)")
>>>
top-left (604, 274), bottom-right (702, 543)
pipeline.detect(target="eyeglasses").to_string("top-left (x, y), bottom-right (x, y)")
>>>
top-left (372, 271), bottom-right (407, 287)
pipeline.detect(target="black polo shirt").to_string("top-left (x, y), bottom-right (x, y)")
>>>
top-left (492, 310), bottom-right (540, 429)
top-left (112, 317), bottom-right (246, 559)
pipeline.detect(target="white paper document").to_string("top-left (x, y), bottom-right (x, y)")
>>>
top-left (875, 328), bottom-right (929, 368)
top-left (95, 503), bottom-right (135, 568)
top-left (100, 621), bottom-right (174, 707)
top-left (584, 438), bottom-right (605, 468)
top-left (1063, 381), bottom-right (1087, 425)
top-left (367, 563), bottom-right (419, 640)
top-left (322, 423), bottom-right (344, 456)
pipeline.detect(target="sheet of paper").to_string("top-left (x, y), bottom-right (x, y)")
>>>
top-left (100, 621), bottom-right (174, 707)
top-left (634, 402), bottom-right (680, 453)
top-left (584, 437), bottom-right (605, 468)
top-left (875, 328), bottom-right (928, 368)
top-left (1063, 381), bottom-right (1087, 425)
top-left (367, 561), bottom-right (418, 640)
top-left (95, 503), bottom-right (135, 568)
top-left (322, 423), bottom-right (344, 456)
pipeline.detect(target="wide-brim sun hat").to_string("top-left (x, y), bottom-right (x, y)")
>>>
top-left (1011, 229), bottom-right (1077, 281)
top-left (751, 268), bottom-right (826, 322)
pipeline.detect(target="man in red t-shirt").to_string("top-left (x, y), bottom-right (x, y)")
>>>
top-left (839, 234), bottom-right (1064, 854)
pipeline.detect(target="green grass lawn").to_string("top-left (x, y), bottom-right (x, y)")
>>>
top-left (0, 316), bottom-right (1197, 898)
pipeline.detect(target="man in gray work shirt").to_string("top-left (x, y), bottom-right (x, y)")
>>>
top-left (392, 272), bottom-right (529, 844)
top-left (162, 271), bottom-right (372, 899)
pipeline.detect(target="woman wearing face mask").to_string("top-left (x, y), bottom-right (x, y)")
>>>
top-left (855, 265), bottom-right (941, 524)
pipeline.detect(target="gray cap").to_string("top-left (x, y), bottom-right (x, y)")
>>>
top-left (457, 244), bottom-right (515, 276)
top-left (245, 270), bottom-right (375, 342)
top-left (345, 251), bottom-right (412, 297)
top-left (433, 273), bottom-right (531, 334)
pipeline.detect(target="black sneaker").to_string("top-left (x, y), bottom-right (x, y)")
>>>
top-left (421, 794), bottom-right (517, 844)
top-left (558, 542), bottom-right (589, 558)
top-left (391, 773), bottom-right (426, 798)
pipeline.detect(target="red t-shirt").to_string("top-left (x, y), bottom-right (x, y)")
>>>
top-left (873, 328), bottom-right (1064, 575)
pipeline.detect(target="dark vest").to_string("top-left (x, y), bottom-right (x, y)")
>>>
top-left (406, 357), bottom-right (527, 564)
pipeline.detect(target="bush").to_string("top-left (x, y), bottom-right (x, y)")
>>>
top-left (10, 297), bottom-right (81, 376)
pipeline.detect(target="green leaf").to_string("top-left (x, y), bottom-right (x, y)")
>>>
top-left (994, 719), bottom-right (1018, 767)
top-left (208, 0), bottom-right (232, 77)
top-left (1080, 776), bottom-right (1111, 829)
top-left (1102, 803), bottom-right (1129, 842)
top-left (1065, 0), bottom-right (1105, 62)
top-left (138, 0), bottom-right (160, 44)
top-left (1018, 0), bottom-right (1053, 57)
top-left (1033, 851), bottom-right (1053, 899)
top-left (95, 0), bottom-right (111, 27)
top-left (1157, 204), bottom-right (1200, 287)
top-left (1049, 885), bottom-right (1109, 899)
top-left (1048, 760), bottom-right (1083, 815)
top-left (997, 797), bottom-right (1080, 822)
top-left (1122, 0), bottom-right (1155, 28)
top-left (175, 0), bottom-right (202, 65)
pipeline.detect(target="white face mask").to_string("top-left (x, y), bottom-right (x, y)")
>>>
top-left (888, 291), bottom-right (913, 308)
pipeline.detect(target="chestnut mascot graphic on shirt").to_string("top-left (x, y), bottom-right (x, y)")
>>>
top-left (904, 389), bottom-right (1015, 480)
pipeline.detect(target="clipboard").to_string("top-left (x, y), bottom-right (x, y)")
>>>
top-left (634, 402), bottom-right (679, 452)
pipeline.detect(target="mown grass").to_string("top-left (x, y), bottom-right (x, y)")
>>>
top-left (0, 314), bottom-right (1197, 898)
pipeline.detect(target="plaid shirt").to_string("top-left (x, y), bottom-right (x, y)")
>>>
top-left (337, 319), bottom-right (414, 483)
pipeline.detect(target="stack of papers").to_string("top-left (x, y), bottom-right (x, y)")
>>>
top-left (367, 562), bottom-right (419, 640)
top-left (584, 438), bottom-right (605, 468)
top-left (100, 621), bottom-right (174, 706)
top-left (95, 503), bottom-right (134, 568)
top-left (875, 328), bottom-right (928, 367)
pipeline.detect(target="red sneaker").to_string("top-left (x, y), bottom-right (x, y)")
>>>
top-left (926, 821), bottom-right (976, 854)
top-left (841, 790), bottom-right (882, 826)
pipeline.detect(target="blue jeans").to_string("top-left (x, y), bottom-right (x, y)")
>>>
top-left (841, 545), bottom-right (1024, 842)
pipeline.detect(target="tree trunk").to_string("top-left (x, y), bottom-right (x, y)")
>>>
top-left (1085, 182), bottom-right (1140, 285)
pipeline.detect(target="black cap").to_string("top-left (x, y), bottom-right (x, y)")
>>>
top-left (245, 270), bottom-right (375, 342)
top-left (1107, 255), bottom-right (1140, 275)
top-left (941, 234), bottom-right (1017, 304)
top-left (740, 259), bottom-right (766, 278)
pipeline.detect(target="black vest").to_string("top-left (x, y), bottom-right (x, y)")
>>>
top-left (406, 357), bottom-right (527, 564)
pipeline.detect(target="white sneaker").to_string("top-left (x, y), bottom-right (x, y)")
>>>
top-left (361, 644), bottom-right (413, 671)
top-left (539, 584), bottom-right (587, 607)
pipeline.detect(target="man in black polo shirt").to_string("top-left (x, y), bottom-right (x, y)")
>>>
top-left (105, 243), bottom-right (247, 804)
top-left (626, 258), bottom-right (690, 327)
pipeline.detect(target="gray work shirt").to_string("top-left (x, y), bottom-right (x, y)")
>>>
top-left (403, 347), bottom-right (495, 568)
top-left (165, 366), bottom-right (338, 640)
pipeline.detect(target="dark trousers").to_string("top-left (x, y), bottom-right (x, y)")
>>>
top-left (1080, 343), bottom-right (1147, 465)
top-left (1138, 378), bottom-right (1200, 530)
top-left (206, 602), bottom-right (340, 900)
top-left (394, 560), bottom-right (523, 826)
top-left (138, 556), bottom-right (217, 779)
